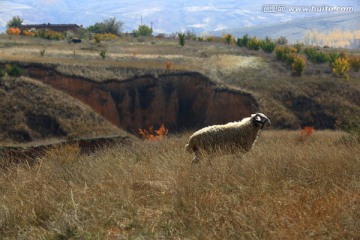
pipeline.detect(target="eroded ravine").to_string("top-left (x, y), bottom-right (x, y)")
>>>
top-left (25, 66), bottom-right (259, 133)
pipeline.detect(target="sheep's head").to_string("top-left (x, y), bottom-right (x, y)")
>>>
top-left (251, 113), bottom-right (271, 129)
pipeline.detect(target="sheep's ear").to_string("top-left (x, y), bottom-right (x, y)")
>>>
top-left (255, 115), bottom-right (261, 122)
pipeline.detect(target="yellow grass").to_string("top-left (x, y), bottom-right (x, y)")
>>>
top-left (1, 130), bottom-right (359, 239)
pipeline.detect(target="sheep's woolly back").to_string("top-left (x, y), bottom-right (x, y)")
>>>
top-left (186, 116), bottom-right (262, 154)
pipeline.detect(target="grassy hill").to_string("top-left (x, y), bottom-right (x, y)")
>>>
top-left (1, 34), bottom-right (360, 132)
top-left (0, 75), bottom-right (128, 145)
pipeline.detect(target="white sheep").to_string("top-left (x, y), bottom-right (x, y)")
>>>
top-left (185, 113), bottom-right (270, 163)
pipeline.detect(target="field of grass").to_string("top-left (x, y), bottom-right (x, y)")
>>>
top-left (1, 130), bottom-right (359, 239)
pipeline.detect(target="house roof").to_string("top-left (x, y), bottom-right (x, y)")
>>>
top-left (21, 24), bottom-right (80, 28)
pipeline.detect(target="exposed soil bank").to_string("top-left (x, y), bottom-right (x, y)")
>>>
top-left (25, 67), bottom-right (259, 133)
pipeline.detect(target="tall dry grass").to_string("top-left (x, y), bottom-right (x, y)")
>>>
top-left (1, 130), bottom-right (360, 239)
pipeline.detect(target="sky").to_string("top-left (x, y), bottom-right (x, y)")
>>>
top-left (0, 0), bottom-right (358, 34)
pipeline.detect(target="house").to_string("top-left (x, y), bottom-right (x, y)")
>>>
top-left (20, 23), bottom-right (81, 32)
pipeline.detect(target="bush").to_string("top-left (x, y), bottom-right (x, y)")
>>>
top-left (291, 54), bottom-right (306, 76)
top-left (35, 30), bottom-right (64, 40)
top-left (276, 36), bottom-right (288, 45)
top-left (328, 52), bottom-right (340, 63)
top-left (275, 46), bottom-right (295, 64)
top-left (303, 47), bottom-right (328, 64)
top-left (260, 38), bottom-right (276, 53)
top-left (236, 34), bottom-right (250, 47)
top-left (178, 33), bottom-right (185, 47)
top-left (6, 27), bottom-right (21, 35)
top-left (133, 25), bottom-right (153, 37)
top-left (138, 124), bottom-right (168, 140)
top-left (332, 57), bottom-right (350, 80)
top-left (94, 33), bottom-right (117, 43)
top-left (5, 64), bottom-right (23, 77)
top-left (222, 34), bottom-right (235, 45)
top-left (100, 50), bottom-right (106, 60)
top-left (87, 17), bottom-right (123, 35)
top-left (293, 43), bottom-right (304, 53)
top-left (348, 56), bottom-right (360, 72)
top-left (247, 37), bottom-right (261, 50)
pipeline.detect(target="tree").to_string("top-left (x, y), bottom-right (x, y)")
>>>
top-left (6, 16), bottom-right (23, 28)
top-left (133, 25), bottom-right (153, 37)
top-left (178, 33), bottom-right (185, 47)
top-left (87, 17), bottom-right (123, 35)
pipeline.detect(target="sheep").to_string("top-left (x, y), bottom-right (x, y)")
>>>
top-left (185, 113), bottom-right (270, 163)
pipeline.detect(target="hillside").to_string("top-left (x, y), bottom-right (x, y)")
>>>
top-left (0, 75), bottom-right (129, 145)
top-left (0, 35), bottom-right (360, 136)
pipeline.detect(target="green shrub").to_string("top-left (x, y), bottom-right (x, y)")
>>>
top-left (236, 34), bottom-right (249, 47)
top-left (5, 64), bottom-right (23, 77)
top-left (87, 17), bottom-right (123, 35)
top-left (133, 25), bottom-right (153, 37)
top-left (303, 47), bottom-right (328, 64)
top-left (247, 37), bottom-right (261, 50)
top-left (178, 33), bottom-right (185, 47)
top-left (260, 38), bottom-right (276, 53)
top-left (40, 49), bottom-right (45, 57)
top-left (100, 50), bottom-right (106, 60)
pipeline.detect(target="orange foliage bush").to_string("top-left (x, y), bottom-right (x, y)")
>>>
top-left (22, 30), bottom-right (35, 37)
top-left (6, 27), bottom-right (21, 35)
top-left (138, 124), bottom-right (168, 140)
top-left (301, 126), bottom-right (315, 136)
top-left (165, 61), bottom-right (173, 71)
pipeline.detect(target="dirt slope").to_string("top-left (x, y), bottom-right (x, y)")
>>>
top-left (0, 76), bottom-right (128, 144)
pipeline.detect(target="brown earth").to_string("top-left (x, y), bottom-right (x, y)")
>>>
top-left (0, 75), bottom-right (129, 144)
top-left (24, 66), bottom-right (259, 133)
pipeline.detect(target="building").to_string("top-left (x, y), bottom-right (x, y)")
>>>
top-left (20, 23), bottom-right (81, 32)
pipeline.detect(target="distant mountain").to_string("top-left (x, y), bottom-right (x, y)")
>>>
top-left (210, 11), bottom-right (360, 43)
top-left (0, 0), bottom-right (359, 36)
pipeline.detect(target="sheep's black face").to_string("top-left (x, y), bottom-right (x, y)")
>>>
top-left (251, 113), bottom-right (271, 129)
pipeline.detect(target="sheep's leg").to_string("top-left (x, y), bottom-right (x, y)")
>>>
top-left (192, 151), bottom-right (201, 164)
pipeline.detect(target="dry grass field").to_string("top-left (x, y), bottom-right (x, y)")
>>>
top-left (1, 34), bottom-right (360, 239)
top-left (1, 130), bottom-right (360, 239)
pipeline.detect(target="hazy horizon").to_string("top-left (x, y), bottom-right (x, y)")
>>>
top-left (0, 0), bottom-right (358, 39)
